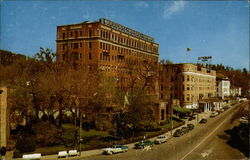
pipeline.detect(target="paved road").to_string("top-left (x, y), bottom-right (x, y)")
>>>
top-left (80, 102), bottom-right (248, 160)
top-left (182, 101), bottom-right (249, 160)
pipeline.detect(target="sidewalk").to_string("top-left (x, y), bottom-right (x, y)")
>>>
top-left (42, 111), bottom-right (213, 160)
top-left (40, 102), bottom-right (241, 159)
top-left (9, 111), bottom-right (214, 160)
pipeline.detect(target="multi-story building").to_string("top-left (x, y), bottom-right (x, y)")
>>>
top-left (216, 74), bottom-right (231, 99)
top-left (56, 18), bottom-right (159, 89)
top-left (56, 18), bottom-right (163, 123)
top-left (230, 87), bottom-right (241, 97)
top-left (159, 63), bottom-right (217, 110)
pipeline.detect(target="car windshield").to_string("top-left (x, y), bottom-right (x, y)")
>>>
top-left (112, 145), bottom-right (121, 148)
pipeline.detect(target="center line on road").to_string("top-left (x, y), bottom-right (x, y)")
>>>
top-left (180, 107), bottom-right (238, 160)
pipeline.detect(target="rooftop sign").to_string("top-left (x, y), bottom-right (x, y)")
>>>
top-left (198, 56), bottom-right (212, 62)
top-left (99, 18), bottom-right (154, 43)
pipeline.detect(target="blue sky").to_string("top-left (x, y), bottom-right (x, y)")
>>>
top-left (1, 0), bottom-right (249, 69)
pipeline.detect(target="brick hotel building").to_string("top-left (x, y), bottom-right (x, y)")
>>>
top-left (56, 18), bottom-right (159, 88)
top-left (56, 19), bottom-right (164, 123)
top-left (159, 63), bottom-right (217, 111)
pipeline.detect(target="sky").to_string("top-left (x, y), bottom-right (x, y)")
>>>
top-left (0, 0), bottom-right (249, 70)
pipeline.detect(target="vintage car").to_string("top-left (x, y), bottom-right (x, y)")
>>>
top-left (210, 111), bottom-right (219, 117)
top-left (102, 144), bottom-right (128, 155)
top-left (134, 140), bottom-right (154, 149)
top-left (155, 135), bottom-right (167, 144)
top-left (199, 118), bottom-right (207, 123)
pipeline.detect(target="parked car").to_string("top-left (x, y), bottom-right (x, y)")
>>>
top-left (180, 116), bottom-right (188, 119)
top-left (155, 135), bottom-right (167, 144)
top-left (199, 118), bottom-right (207, 123)
top-left (173, 129), bottom-right (183, 137)
top-left (210, 112), bottom-right (218, 117)
top-left (223, 106), bottom-right (229, 110)
top-left (217, 110), bottom-right (223, 114)
top-left (134, 140), bottom-right (154, 149)
top-left (187, 124), bottom-right (194, 130)
top-left (188, 116), bottom-right (196, 121)
top-left (103, 144), bottom-right (128, 155)
top-left (239, 116), bottom-right (249, 124)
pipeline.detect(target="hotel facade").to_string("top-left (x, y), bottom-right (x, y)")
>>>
top-left (56, 18), bottom-right (159, 89)
top-left (159, 63), bottom-right (217, 109)
top-left (56, 18), bottom-right (164, 123)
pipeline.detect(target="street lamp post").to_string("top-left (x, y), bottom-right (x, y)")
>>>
top-left (170, 105), bottom-right (173, 136)
top-left (79, 112), bottom-right (82, 156)
top-left (25, 81), bottom-right (30, 126)
top-left (79, 113), bottom-right (85, 157)
top-left (196, 79), bottom-right (199, 123)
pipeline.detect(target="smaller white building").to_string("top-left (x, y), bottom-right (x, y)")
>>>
top-left (217, 76), bottom-right (230, 99)
top-left (230, 87), bottom-right (241, 97)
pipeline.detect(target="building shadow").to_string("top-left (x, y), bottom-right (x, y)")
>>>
top-left (218, 124), bottom-right (249, 158)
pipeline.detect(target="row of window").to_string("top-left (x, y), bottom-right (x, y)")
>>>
top-left (61, 50), bottom-right (157, 65)
top-left (100, 29), bottom-right (158, 53)
top-left (61, 41), bottom-right (157, 61)
top-left (100, 42), bottom-right (156, 59)
top-left (61, 52), bottom-right (92, 61)
top-left (59, 28), bottom-right (158, 53)
top-left (100, 52), bottom-right (157, 66)
top-left (160, 84), bottom-right (214, 91)
top-left (160, 93), bottom-right (214, 101)
top-left (60, 29), bottom-right (94, 39)
top-left (62, 42), bottom-right (93, 50)
top-left (166, 75), bottom-right (215, 83)
top-left (160, 75), bottom-right (215, 84)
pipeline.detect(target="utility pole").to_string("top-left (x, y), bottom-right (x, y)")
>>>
top-left (79, 112), bottom-right (82, 156)
top-left (25, 81), bottom-right (30, 126)
top-left (196, 78), bottom-right (199, 122)
top-left (171, 73), bottom-right (176, 136)
top-left (197, 104), bottom-right (199, 122)
top-left (170, 104), bottom-right (173, 136)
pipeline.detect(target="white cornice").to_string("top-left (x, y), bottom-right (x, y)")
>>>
top-left (181, 72), bottom-right (216, 78)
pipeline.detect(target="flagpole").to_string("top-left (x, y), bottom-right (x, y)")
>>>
top-left (186, 48), bottom-right (191, 63)
top-left (186, 49), bottom-right (188, 63)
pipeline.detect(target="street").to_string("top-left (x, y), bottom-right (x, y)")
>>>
top-left (79, 102), bottom-right (248, 160)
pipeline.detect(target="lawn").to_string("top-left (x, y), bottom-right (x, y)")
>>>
top-left (157, 119), bottom-right (183, 130)
top-left (19, 121), bottom-right (184, 157)
top-left (30, 124), bottom-right (111, 156)
top-left (61, 123), bottom-right (110, 137)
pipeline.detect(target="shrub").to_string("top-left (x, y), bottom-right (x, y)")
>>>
top-left (173, 117), bottom-right (183, 122)
top-left (33, 122), bottom-right (61, 147)
top-left (160, 121), bottom-right (168, 126)
top-left (13, 149), bottom-right (22, 158)
top-left (16, 133), bottom-right (36, 153)
top-left (0, 147), bottom-right (7, 156)
top-left (82, 121), bottom-right (95, 131)
top-left (99, 136), bottom-right (120, 142)
top-left (101, 120), bottom-right (113, 132)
